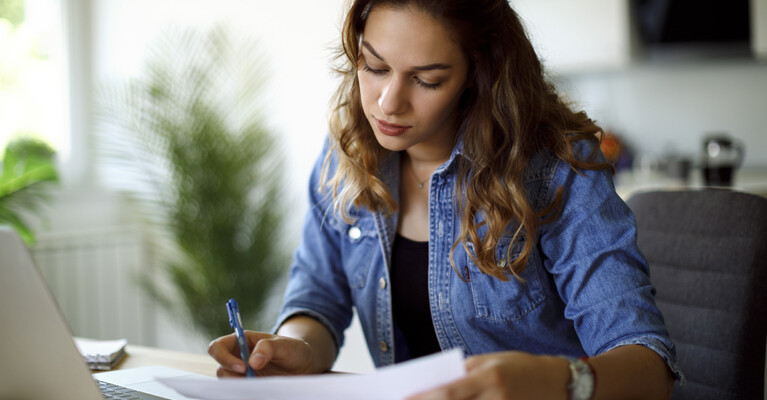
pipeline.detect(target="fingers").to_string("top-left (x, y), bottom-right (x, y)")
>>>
top-left (406, 375), bottom-right (484, 400)
top-left (209, 332), bottom-right (275, 375)
top-left (464, 353), bottom-right (493, 371)
top-left (216, 365), bottom-right (245, 378)
top-left (210, 332), bottom-right (314, 377)
top-left (243, 330), bottom-right (276, 348)
top-left (250, 338), bottom-right (274, 370)
top-left (208, 334), bottom-right (247, 375)
top-left (250, 336), bottom-right (298, 370)
top-left (408, 354), bottom-right (511, 400)
top-left (250, 336), bottom-right (314, 375)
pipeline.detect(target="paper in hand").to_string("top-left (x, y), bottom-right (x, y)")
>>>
top-left (160, 348), bottom-right (466, 400)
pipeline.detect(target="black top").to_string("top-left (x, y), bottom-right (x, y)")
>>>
top-left (390, 234), bottom-right (441, 360)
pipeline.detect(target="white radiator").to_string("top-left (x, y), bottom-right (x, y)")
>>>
top-left (32, 226), bottom-right (157, 345)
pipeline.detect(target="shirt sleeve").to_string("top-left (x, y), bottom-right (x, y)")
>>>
top-left (539, 140), bottom-right (684, 381)
top-left (271, 138), bottom-right (354, 354)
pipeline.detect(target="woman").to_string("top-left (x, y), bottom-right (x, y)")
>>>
top-left (209, 0), bottom-right (682, 398)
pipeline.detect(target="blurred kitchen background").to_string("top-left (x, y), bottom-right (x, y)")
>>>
top-left (1, 0), bottom-right (765, 373)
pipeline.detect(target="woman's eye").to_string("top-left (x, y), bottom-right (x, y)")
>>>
top-left (362, 63), bottom-right (441, 90)
top-left (415, 78), bottom-right (441, 90)
top-left (362, 64), bottom-right (387, 75)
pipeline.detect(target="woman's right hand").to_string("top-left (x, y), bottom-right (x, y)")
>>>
top-left (208, 331), bottom-right (316, 378)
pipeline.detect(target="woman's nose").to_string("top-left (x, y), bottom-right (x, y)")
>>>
top-left (378, 78), bottom-right (408, 116)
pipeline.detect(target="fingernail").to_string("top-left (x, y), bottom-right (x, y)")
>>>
top-left (232, 363), bottom-right (246, 373)
top-left (253, 353), bottom-right (266, 369)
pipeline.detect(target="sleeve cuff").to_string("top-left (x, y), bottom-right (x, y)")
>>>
top-left (600, 336), bottom-right (686, 385)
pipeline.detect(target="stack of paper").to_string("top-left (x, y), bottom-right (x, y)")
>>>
top-left (73, 337), bottom-right (128, 371)
top-left (160, 348), bottom-right (466, 400)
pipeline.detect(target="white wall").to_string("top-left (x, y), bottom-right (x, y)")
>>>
top-left (560, 61), bottom-right (767, 167)
top-left (89, 0), bottom-right (344, 292)
top-left (90, 0), bottom-right (346, 225)
top-left (509, 0), bottom-right (767, 168)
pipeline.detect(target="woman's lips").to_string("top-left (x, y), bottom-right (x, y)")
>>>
top-left (375, 118), bottom-right (411, 136)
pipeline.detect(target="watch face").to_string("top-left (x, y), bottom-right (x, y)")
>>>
top-left (574, 380), bottom-right (593, 399)
top-left (571, 359), bottom-right (594, 400)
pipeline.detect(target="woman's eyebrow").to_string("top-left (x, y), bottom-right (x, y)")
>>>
top-left (361, 41), bottom-right (452, 71)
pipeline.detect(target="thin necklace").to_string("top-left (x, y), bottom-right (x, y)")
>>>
top-left (407, 157), bottom-right (428, 189)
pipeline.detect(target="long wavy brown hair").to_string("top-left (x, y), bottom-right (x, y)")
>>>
top-left (323, 0), bottom-right (612, 281)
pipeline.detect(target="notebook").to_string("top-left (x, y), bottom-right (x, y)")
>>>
top-left (74, 337), bottom-right (128, 370)
top-left (0, 226), bottom-right (209, 399)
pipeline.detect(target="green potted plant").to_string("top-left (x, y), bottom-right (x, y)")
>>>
top-left (95, 26), bottom-right (287, 339)
top-left (0, 135), bottom-right (58, 245)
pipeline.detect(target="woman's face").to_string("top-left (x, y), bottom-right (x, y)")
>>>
top-left (357, 6), bottom-right (470, 158)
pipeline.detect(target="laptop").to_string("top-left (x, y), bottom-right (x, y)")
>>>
top-left (0, 226), bottom-right (210, 399)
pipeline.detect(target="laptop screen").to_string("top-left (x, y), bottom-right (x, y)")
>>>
top-left (0, 226), bottom-right (103, 399)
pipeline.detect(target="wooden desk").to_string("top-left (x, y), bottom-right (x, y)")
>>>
top-left (107, 344), bottom-right (219, 377)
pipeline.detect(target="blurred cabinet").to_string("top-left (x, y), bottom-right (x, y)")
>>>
top-left (510, 0), bottom-right (633, 74)
top-left (754, 0), bottom-right (767, 60)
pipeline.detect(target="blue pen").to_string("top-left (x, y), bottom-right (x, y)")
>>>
top-left (226, 298), bottom-right (256, 377)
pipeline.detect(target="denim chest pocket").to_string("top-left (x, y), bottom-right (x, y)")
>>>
top-left (465, 237), bottom-right (546, 322)
top-left (328, 214), bottom-right (378, 289)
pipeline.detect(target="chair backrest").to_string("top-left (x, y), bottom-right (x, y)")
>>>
top-left (626, 189), bottom-right (767, 400)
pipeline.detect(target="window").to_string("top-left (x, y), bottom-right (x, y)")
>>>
top-left (0, 0), bottom-right (68, 159)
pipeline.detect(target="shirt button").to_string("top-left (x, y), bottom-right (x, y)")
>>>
top-left (497, 259), bottom-right (507, 268)
top-left (379, 277), bottom-right (387, 289)
top-left (348, 226), bottom-right (361, 240)
top-left (379, 341), bottom-right (389, 352)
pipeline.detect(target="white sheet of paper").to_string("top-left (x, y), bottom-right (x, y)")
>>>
top-left (159, 348), bottom-right (466, 400)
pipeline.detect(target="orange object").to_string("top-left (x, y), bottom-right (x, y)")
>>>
top-left (600, 133), bottom-right (622, 162)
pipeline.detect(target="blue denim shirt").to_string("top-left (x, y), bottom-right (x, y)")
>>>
top-left (274, 137), bottom-right (681, 379)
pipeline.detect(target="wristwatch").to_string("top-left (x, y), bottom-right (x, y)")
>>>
top-left (564, 357), bottom-right (595, 400)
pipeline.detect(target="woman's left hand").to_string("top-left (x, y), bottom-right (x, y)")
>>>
top-left (407, 351), bottom-right (570, 400)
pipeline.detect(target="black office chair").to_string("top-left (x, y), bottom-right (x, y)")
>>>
top-left (626, 189), bottom-right (767, 400)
